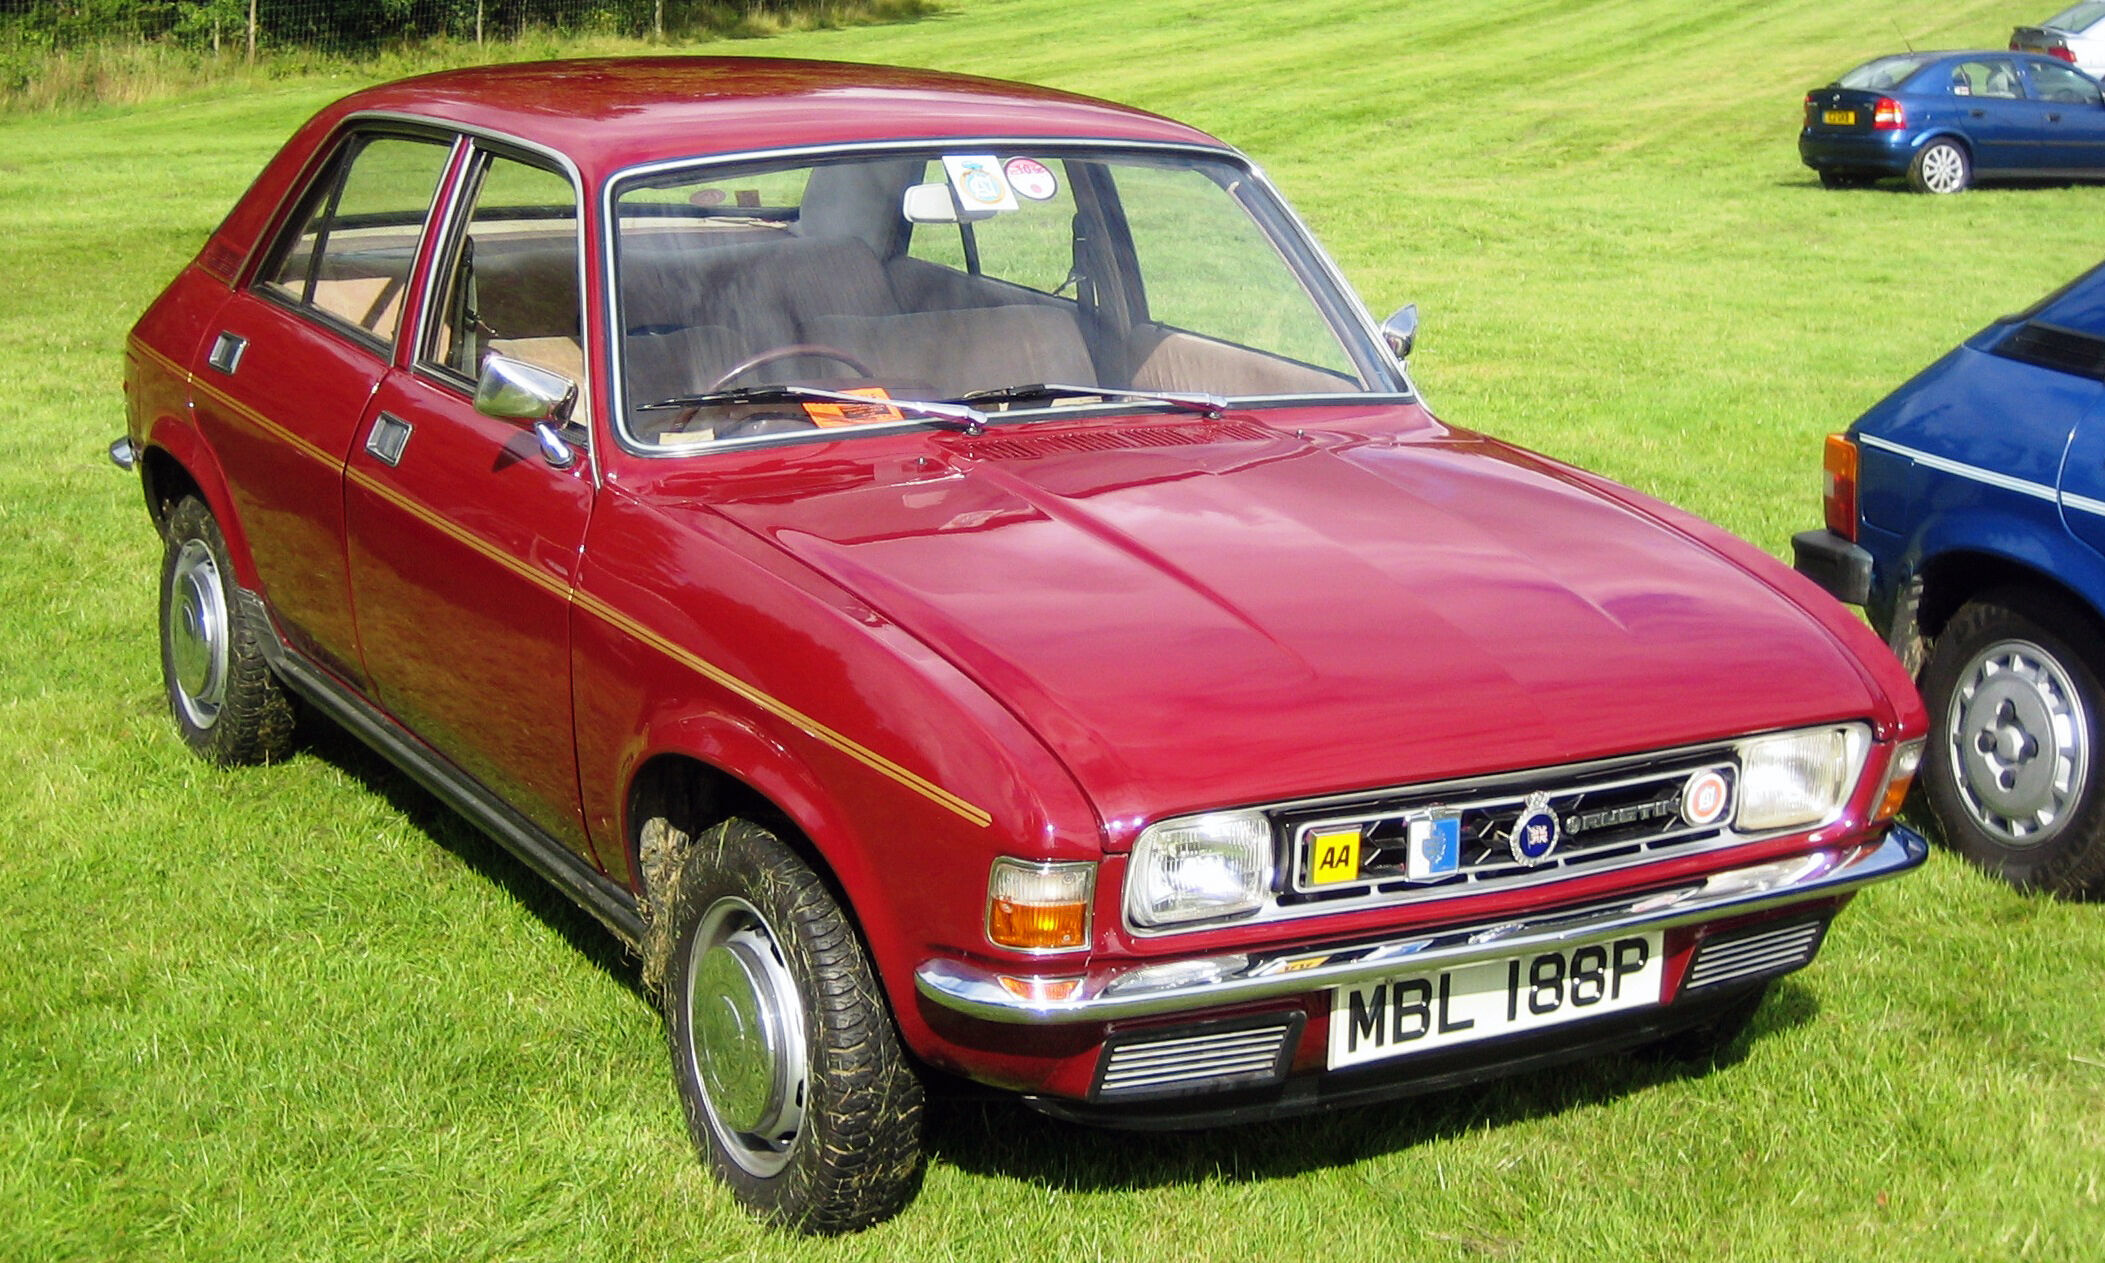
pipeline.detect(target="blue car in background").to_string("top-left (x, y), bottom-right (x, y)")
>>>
top-left (1794, 260), bottom-right (2105, 895)
top-left (1801, 50), bottom-right (2105, 192)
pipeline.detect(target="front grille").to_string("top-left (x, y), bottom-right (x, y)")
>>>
top-left (1276, 749), bottom-right (1738, 913)
top-left (1093, 1013), bottom-right (1302, 1101)
top-left (1684, 918), bottom-right (1828, 991)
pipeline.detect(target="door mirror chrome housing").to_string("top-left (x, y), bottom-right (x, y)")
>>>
top-left (1382, 304), bottom-right (1419, 363)
top-left (474, 353), bottom-right (579, 469)
top-left (475, 353), bottom-right (577, 424)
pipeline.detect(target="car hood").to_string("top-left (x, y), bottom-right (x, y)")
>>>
top-left (669, 407), bottom-right (1882, 828)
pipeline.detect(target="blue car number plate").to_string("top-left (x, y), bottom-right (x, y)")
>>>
top-left (1327, 931), bottom-right (1664, 1069)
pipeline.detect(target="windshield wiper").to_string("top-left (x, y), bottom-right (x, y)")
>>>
top-left (955, 383), bottom-right (1227, 417)
top-left (640, 385), bottom-right (989, 434)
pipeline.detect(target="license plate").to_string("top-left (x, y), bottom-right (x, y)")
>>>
top-left (1327, 931), bottom-right (1663, 1069)
top-left (1822, 109), bottom-right (1855, 125)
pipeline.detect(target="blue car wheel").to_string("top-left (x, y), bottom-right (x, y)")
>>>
top-left (1922, 588), bottom-right (2105, 894)
top-left (1908, 139), bottom-right (1970, 194)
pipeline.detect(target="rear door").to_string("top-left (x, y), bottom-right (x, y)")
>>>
top-left (1945, 57), bottom-right (2056, 173)
top-left (189, 130), bottom-right (458, 685)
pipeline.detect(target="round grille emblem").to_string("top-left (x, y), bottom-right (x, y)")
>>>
top-left (1682, 768), bottom-right (1731, 827)
top-left (1508, 791), bottom-right (1560, 865)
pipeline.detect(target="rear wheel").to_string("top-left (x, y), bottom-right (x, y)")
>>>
top-left (158, 495), bottom-right (295, 765)
top-left (658, 818), bottom-right (925, 1232)
top-left (1818, 170), bottom-right (1869, 189)
top-left (1908, 139), bottom-right (1970, 194)
top-left (1921, 588), bottom-right (2105, 895)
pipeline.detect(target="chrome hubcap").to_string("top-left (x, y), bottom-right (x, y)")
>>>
top-left (1923, 145), bottom-right (1965, 193)
top-left (683, 896), bottom-right (807, 1177)
top-left (167, 538), bottom-right (229, 730)
top-left (1948, 638), bottom-right (2088, 845)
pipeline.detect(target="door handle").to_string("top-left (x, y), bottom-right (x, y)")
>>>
top-left (365, 412), bottom-right (413, 467)
top-left (2050, 112), bottom-right (2064, 122)
top-left (207, 331), bottom-right (246, 375)
top-left (1969, 108), bottom-right (1986, 117)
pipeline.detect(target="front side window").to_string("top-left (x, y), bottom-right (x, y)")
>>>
top-left (259, 133), bottom-right (451, 346)
top-left (423, 151), bottom-right (583, 387)
top-left (612, 147), bottom-right (1388, 450)
top-left (2029, 60), bottom-right (2103, 104)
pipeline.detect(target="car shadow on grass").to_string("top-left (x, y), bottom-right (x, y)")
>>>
top-left (924, 980), bottom-right (1819, 1194)
top-left (294, 713), bottom-right (649, 1002)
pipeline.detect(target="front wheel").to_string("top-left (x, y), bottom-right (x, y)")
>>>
top-left (1921, 588), bottom-right (2105, 895)
top-left (659, 818), bottom-right (925, 1233)
top-left (1908, 139), bottom-right (1970, 194)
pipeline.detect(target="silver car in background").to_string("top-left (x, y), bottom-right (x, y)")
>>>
top-left (2013, 3), bottom-right (2105, 77)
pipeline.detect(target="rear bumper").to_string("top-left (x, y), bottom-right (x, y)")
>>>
top-left (915, 825), bottom-right (1926, 1025)
top-left (1799, 131), bottom-right (1914, 176)
top-left (1792, 527), bottom-right (1875, 605)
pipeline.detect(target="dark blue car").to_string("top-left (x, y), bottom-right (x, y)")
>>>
top-left (1794, 261), bottom-right (2105, 895)
top-left (1801, 50), bottom-right (2105, 192)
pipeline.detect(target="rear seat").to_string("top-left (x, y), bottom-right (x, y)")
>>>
top-left (807, 305), bottom-right (1094, 398)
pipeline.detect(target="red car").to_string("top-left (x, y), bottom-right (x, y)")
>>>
top-left (117, 58), bottom-right (1929, 1232)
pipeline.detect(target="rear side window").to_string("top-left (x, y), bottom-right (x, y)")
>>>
top-left (1946, 59), bottom-right (2025, 99)
top-left (1990, 261), bottom-right (2105, 381)
top-left (259, 133), bottom-right (452, 347)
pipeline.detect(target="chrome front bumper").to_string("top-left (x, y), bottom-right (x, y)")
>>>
top-left (914, 825), bottom-right (1927, 1024)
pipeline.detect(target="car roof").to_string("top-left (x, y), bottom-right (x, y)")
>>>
top-left (314, 57), bottom-right (1226, 180)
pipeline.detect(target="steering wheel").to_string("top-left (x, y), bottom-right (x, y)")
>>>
top-left (703, 343), bottom-right (875, 393)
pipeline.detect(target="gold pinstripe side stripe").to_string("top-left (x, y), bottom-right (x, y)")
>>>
top-left (140, 331), bottom-right (993, 828)
top-left (576, 592), bottom-right (996, 830)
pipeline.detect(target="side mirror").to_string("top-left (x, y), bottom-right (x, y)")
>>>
top-left (474, 353), bottom-right (579, 469)
top-left (1381, 303), bottom-right (1419, 362)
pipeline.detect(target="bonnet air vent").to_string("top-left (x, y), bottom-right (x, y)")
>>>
top-left (970, 421), bottom-right (1275, 461)
top-left (1992, 321), bottom-right (2105, 383)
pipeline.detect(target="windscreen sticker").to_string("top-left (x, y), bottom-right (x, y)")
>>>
top-left (1003, 157), bottom-right (1058, 202)
top-left (803, 387), bottom-right (905, 427)
top-left (942, 154), bottom-right (1018, 213)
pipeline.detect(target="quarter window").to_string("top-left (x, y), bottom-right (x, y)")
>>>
top-left (259, 134), bottom-right (451, 346)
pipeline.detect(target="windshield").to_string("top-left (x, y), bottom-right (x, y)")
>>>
top-left (1838, 54), bottom-right (1934, 91)
top-left (610, 147), bottom-right (1386, 449)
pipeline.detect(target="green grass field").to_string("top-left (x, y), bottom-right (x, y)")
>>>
top-left (4, 1), bottom-right (2103, 1258)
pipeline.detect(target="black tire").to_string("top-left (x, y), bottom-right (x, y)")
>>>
top-left (1818, 170), bottom-right (1867, 189)
top-left (1921, 588), bottom-right (2105, 896)
top-left (1907, 138), bottom-right (1970, 194)
top-left (658, 818), bottom-right (925, 1233)
top-left (158, 495), bottom-right (296, 765)
top-left (1640, 981), bottom-right (1769, 1064)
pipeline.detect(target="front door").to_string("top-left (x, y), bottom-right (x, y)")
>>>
top-left (344, 146), bottom-right (596, 853)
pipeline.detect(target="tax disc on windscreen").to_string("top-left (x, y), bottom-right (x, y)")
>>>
top-left (942, 155), bottom-right (1017, 212)
top-left (1003, 157), bottom-right (1058, 201)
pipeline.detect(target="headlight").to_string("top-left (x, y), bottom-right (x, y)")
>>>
top-left (1124, 811), bottom-right (1274, 929)
top-left (1734, 725), bottom-right (1868, 832)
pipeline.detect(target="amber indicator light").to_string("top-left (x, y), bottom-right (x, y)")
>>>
top-left (1822, 434), bottom-right (1860, 541)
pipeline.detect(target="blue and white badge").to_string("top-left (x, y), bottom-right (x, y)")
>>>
top-left (1406, 812), bottom-right (1462, 881)
top-left (1508, 791), bottom-right (1560, 865)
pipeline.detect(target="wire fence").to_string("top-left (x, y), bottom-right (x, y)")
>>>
top-left (0, 2), bottom-right (830, 56)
